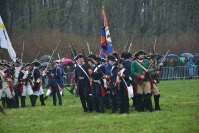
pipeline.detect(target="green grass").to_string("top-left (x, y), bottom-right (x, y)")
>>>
top-left (0, 80), bottom-right (199, 133)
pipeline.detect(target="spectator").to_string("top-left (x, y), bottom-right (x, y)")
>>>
top-left (187, 58), bottom-right (196, 79)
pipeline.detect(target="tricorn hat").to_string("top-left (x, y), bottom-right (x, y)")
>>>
top-left (16, 58), bottom-right (22, 64)
top-left (74, 54), bottom-right (84, 60)
top-left (92, 55), bottom-right (101, 62)
top-left (112, 52), bottom-right (118, 59)
top-left (134, 50), bottom-right (147, 58)
top-left (23, 63), bottom-right (31, 68)
top-left (121, 52), bottom-right (132, 59)
top-left (107, 55), bottom-right (117, 61)
top-left (32, 59), bottom-right (42, 67)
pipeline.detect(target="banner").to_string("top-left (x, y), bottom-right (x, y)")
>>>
top-left (100, 6), bottom-right (113, 58)
top-left (0, 16), bottom-right (16, 62)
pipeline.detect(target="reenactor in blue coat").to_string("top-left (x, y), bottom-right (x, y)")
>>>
top-left (17, 63), bottom-right (34, 107)
top-left (44, 61), bottom-right (62, 106)
top-left (88, 55), bottom-right (106, 113)
top-left (31, 60), bottom-right (45, 106)
top-left (74, 54), bottom-right (92, 112)
top-left (117, 59), bottom-right (130, 114)
top-left (121, 51), bottom-right (136, 109)
top-left (104, 55), bottom-right (118, 113)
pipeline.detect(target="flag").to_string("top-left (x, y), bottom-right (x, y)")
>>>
top-left (0, 16), bottom-right (16, 62)
top-left (100, 6), bottom-right (113, 58)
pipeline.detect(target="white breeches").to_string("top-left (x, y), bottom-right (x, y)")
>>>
top-left (0, 86), bottom-right (13, 99)
top-left (21, 84), bottom-right (33, 96)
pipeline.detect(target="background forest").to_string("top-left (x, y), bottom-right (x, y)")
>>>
top-left (0, 0), bottom-right (199, 62)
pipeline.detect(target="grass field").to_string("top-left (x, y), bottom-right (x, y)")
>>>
top-left (0, 80), bottom-right (199, 133)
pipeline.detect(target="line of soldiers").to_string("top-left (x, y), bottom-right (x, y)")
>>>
top-left (0, 49), bottom-right (162, 115)
top-left (73, 50), bottom-right (163, 114)
top-left (0, 58), bottom-right (65, 114)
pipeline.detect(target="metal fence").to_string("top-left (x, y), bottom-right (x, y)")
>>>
top-left (159, 65), bottom-right (199, 80)
top-left (44, 65), bottom-right (199, 87)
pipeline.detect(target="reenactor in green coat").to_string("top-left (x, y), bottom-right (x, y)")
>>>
top-left (131, 50), bottom-right (153, 112)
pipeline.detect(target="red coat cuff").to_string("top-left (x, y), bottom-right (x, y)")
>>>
top-left (155, 71), bottom-right (159, 76)
top-left (137, 74), bottom-right (142, 79)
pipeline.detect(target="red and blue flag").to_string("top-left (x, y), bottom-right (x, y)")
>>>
top-left (100, 6), bottom-right (113, 58)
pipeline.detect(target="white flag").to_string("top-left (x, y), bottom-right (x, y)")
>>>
top-left (0, 16), bottom-right (16, 62)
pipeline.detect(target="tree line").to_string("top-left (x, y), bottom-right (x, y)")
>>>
top-left (0, 0), bottom-right (199, 62)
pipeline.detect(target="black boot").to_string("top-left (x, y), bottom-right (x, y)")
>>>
top-left (6, 98), bottom-right (12, 108)
top-left (57, 92), bottom-right (62, 106)
top-left (29, 95), bottom-right (35, 107)
top-left (154, 94), bottom-right (161, 111)
top-left (86, 99), bottom-right (93, 113)
top-left (15, 95), bottom-right (19, 108)
top-left (10, 98), bottom-right (18, 108)
top-left (118, 101), bottom-right (123, 114)
top-left (80, 99), bottom-right (87, 112)
top-left (99, 98), bottom-right (105, 113)
top-left (21, 96), bottom-right (26, 108)
top-left (1, 97), bottom-right (7, 108)
top-left (111, 96), bottom-right (118, 113)
top-left (40, 94), bottom-right (45, 106)
top-left (33, 95), bottom-right (38, 106)
top-left (132, 96), bottom-right (137, 109)
top-left (124, 100), bottom-right (129, 114)
top-left (144, 93), bottom-right (153, 112)
top-left (136, 94), bottom-right (144, 112)
top-left (0, 105), bottom-right (6, 115)
top-left (52, 93), bottom-right (57, 106)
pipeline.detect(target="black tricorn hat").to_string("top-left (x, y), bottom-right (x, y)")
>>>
top-left (74, 54), bottom-right (84, 60)
top-left (107, 55), bottom-right (117, 61)
top-left (23, 63), bottom-right (31, 68)
top-left (32, 59), bottom-right (42, 67)
top-left (0, 62), bottom-right (5, 66)
top-left (134, 50), bottom-right (147, 58)
top-left (112, 52), bottom-right (118, 59)
top-left (92, 55), bottom-right (101, 62)
top-left (0, 61), bottom-right (10, 67)
top-left (87, 54), bottom-right (96, 59)
top-left (16, 58), bottom-right (22, 64)
top-left (121, 52), bottom-right (132, 59)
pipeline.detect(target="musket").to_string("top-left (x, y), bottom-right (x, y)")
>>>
top-left (87, 42), bottom-right (91, 55)
top-left (157, 49), bottom-right (169, 70)
top-left (57, 53), bottom-right (60, 60)
top-left (150, 37), bottom-right (157, 68)
top-left (71, 43), bottom-right (78, 56)
top-left (128, 35), bottom-right (133, 52)
top-left (69, 44), bottom-right (75, 58)
top-left (123, 38), bottom-right (129, 51)
top-left (135, 60), bottom-right (152, 86)
top-left (35, 50), bottom-right (40, 60)
top-left (21, 42), bottom-right (24, 63)
top-left (82, 49), bottom-right (90, 69)
top-left (117, 45), bottom-right (121, 90)
top-left (43, 41), bottom-right (61, 73)
top-left (128, 42), bottom-right (132, 52)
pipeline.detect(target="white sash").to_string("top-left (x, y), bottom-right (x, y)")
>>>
top-left (77, 64), bottom-right (90, 80)
top-left (120, 68), bottom-right (134, 99)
